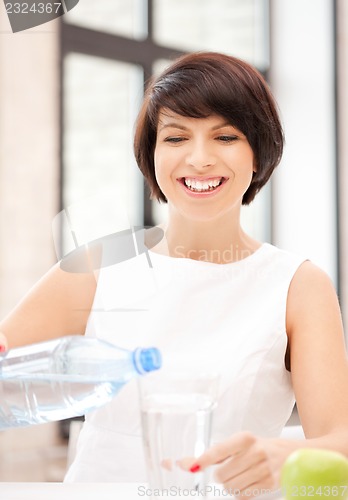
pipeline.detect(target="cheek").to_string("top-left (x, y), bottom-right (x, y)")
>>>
top-left (154, 146), bottom-right (176, 182)
top-left (237, 151), bottom-right (255, 177)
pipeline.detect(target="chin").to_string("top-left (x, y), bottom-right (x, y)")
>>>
top-left (179, 208), bottom-right (226, 223)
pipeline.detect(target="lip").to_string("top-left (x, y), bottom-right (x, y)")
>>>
top-left (177, 176), bottom-right (228, 198)
top-left (181, 176), bottom-right (224, 182)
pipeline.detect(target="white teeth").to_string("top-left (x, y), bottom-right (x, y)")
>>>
top-left (184, 177), bottom-right (223, 192)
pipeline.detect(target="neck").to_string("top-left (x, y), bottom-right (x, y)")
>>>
top-left (155, 207), bottom-right (261, 264)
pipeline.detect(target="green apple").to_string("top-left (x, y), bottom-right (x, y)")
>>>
top-left (281, 449), bottom-right (348, 500)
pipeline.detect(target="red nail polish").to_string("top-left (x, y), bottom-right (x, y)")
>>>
top-left (190, 464), bottom-right (201, 473)
top-left (0, 345), bottom-right (6, 353)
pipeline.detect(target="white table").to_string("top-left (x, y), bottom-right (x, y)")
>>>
top-left (0, 483), bottom-right (139, 500)
top-left (0, 482), bottom-right (281, 499)
top-left (0, 483), bottom-right (220, 499)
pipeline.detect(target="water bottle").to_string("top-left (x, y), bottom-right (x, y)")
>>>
top-left (0, 336), bottom-right (161, 430)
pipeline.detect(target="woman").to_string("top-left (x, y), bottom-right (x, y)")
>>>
top-left (1, 52), bottom-right (348, 493)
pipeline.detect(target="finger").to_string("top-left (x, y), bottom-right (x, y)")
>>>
top-left (176, 457), bottom-right (196, 471)
top-left (214, 444), bottom-right (265, 484)
top-left (190, 432), bottom-right (256, 472)
top-left (160, 459), bottom-right (173, 471)
top-left (236, 474), bottom-right (276, 499)
top-left (220, 460), bottom-right (273, 494)
top-left (0, 332), bottom-right (8, 352)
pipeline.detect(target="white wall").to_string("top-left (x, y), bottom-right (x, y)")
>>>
top-left (0, 10), bottom-right (62, 482)
top-left (0, 15), bottom-right (60, 317)
top-left (270, 0), bottom-right (337, 283)
top-left (337, 0), bottom-right (348, 326)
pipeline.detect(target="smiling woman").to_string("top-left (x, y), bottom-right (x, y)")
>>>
top-left (153, 112), bottom-right (255, 224)
top-left (1, 51), bottom-right (348, 493)
top-left (134, 51), bottom-right (284, 206)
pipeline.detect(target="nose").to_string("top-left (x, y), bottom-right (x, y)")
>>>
top-left (185, 139), bottom-right (216, 170)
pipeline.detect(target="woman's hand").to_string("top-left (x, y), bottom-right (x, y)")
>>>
top-left (187, 432), bottom-right (298, 497)
top-left (0, 331), bottom-right (8, 352)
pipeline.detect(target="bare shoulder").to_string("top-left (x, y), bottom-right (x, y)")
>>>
top-left (289, 259), bottom-right (335, 292)
top-left (286, 259), bottom-right (343, 342)
top-left (0, 261), bottom-right (97, 348)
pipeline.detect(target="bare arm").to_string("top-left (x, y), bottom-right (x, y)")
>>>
top-left (0, 263), bottom-right (97, 349)
top-left (184, 261), bottom-right (348, 495)
top-left (287, 260), bottom-right (348, 444)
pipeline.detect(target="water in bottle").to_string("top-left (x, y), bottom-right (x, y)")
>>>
top-left (0, 336), bottom-right (161, 430)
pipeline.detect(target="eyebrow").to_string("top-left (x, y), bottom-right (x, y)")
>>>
top-left (158, 122), bottom-right (188, 132)
top-left (158, 120), bottom-right (234, 132)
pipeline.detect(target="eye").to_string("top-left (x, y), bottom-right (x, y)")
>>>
top-left (216, 135), bottom-right (238, 143)
top-left (163, 137), bottom-right (187, 144)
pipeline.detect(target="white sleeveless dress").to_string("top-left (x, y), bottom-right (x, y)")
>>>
top-left (64, 242), bottom-right (306, 482)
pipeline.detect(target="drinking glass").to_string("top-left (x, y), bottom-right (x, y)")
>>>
top-left (138, 371), bottom-right (219, 498)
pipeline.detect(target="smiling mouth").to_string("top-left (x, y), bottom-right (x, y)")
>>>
top-left (179, 177), bottom-right (226, 193)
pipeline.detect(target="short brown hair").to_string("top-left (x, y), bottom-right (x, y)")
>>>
top-left (134, 52), bottom-right (284, 205)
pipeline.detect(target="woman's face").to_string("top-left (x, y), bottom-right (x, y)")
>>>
top-left (154, 109), bottom-right (255, 222)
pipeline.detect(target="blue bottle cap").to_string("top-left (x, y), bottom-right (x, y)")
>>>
top-left (134, 347), bottom-right (162, 374)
